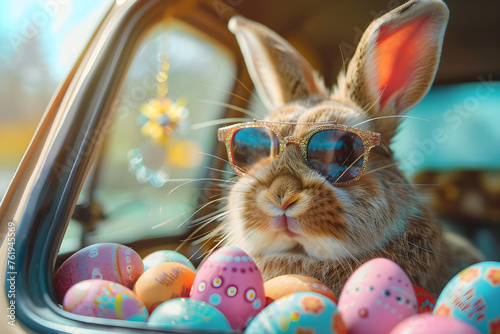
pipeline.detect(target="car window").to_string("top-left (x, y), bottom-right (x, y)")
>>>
top-left (60, 21), bottom-right (236, 254)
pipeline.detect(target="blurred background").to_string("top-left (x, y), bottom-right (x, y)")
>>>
top-left (1, 0), bottom-right (499, 258)
top-left (0, 0), bottom-right (113, 195)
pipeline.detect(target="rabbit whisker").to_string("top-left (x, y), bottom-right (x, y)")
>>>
top-left (406, 241), bottom-right (453, 259)
top-left (364, 161), bottom-right (401, 175)
top-left (166, 178), bottom-right (238, 197)
top-left (196, 82), bottom-right (267, 113)
top-left (151, 196), bottom-right (226, 230)
top-left (195, 100), bottom-right (262, 119)
top-left (203, 166), bottom-right (239, 176)
top-left (176, 197), bottom-right (228, 229)
top-left (186, 225), bottom-right (228, 262)
top-left (350, 85), bottom-right (387, 125)
top-left (190, 207), bottom-right (229, 227)
top-left (338, 45), bottom-right (347, 79)
top-left (191, 118), bottom-right (253, 130)
top-left (387, 182), bottom-right (442, 187)
top-left (194, 151), bottom-right (232, 165)
top-left (228, 71), bottom-right (267, 110)
top-left (334, 153), bottom-right (364, 185)
top-left (176, 212), bottom-right (229, 252)
top-left (199, 234), bottom-right (230, 260)
top-left (353, 115), bottom-right (428, 127)
top-left (364, 85), bottom-right (387, 115)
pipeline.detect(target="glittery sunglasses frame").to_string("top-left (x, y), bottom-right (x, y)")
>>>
top-left (218, 120), bottom-right (389, 186)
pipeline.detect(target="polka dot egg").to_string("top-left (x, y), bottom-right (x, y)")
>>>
top-left (190, 246), bottom-right (265, 330)
top-left (338, 258), bottom-right (418, 334)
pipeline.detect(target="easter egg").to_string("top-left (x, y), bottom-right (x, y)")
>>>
top-left (338, 258), bottom-right (418, 334)
top-left (54, 243), bottom-right (144, 301)
top-left (143, 250), bottom-right (195, 271)
top-left (148, 298), bottom-right (231, 331)
top-left (413, 285), bottom-right (436, 313)
top-left (434, 261), bottom-right (500, 334)
top-left (389, 313), bottom-right (480, 334)
top-left (63, 279), bottom-right (148, 321)
top-left (134, 262), bottom-right (195, 313)
top-left (264, 274), bottom-right (337, 306)
top-left (190, 246), bottom-right (265, 330)
top-left (245, 292), bottom-right (346, 334)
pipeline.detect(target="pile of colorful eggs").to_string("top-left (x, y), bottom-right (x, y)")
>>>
top-left (54, 243), bottom-right (500, 333)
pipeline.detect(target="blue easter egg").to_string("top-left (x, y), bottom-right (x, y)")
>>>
top-left (148, 298), bottom-right (231, 331)
top-left (245, 292), bottom-right (345, 334)
top-left (143, 250), bottom-right (195, 271)
top-left (434, 261), bottom-right (500, 334)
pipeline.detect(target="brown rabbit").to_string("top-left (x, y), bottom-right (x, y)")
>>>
top-left (218, 0), bottom-right (483, 297)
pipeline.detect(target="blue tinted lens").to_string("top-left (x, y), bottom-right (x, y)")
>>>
top-left (307, 129), bottom-right (364, 183)
top-left (231, 127), bottom-right (279, 173)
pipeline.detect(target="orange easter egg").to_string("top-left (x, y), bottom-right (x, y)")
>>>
top-left (134, 262), bottom-right (195, 313)
top-left (264, 274), bottom-right (337, 305)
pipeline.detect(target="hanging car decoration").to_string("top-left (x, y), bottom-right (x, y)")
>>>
top-left (128, 50), bottom-right (203, 187)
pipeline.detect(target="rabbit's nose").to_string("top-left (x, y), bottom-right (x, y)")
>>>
top-left (267, 174), bottom-right (302, 210)
top-left (269, 193), bottom-right (300, 210)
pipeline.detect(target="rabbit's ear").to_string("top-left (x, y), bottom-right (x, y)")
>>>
top-left (229, 16), bottom-right (328, 111)
top-left (341, 0), bottom-right (449, 125)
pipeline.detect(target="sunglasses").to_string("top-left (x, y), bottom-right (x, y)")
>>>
top-left (218, 121), bottom-right (388, 186)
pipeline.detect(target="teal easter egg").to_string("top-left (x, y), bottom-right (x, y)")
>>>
top-left (143, 250), bottom-right (195, 271)
top-left (434, 261), bottom-right (500, 334)
top-left (63, 279), bottom-right (148, 321)
top-left (245, 292), bottom-right (345, 334)
top-left (148, 298), bottom-right (231, 331)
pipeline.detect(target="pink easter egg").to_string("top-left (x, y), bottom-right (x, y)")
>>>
top-left (54, 243), bottom-right (144, 301)
top-left (190, 246), bottom-right (265, 330)
top-left (389, 313), bottom-right (480, 334)
top-left (63, 279), bottom-right (148, 321)
top-left (338, 258), bottom-right (418, 334)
